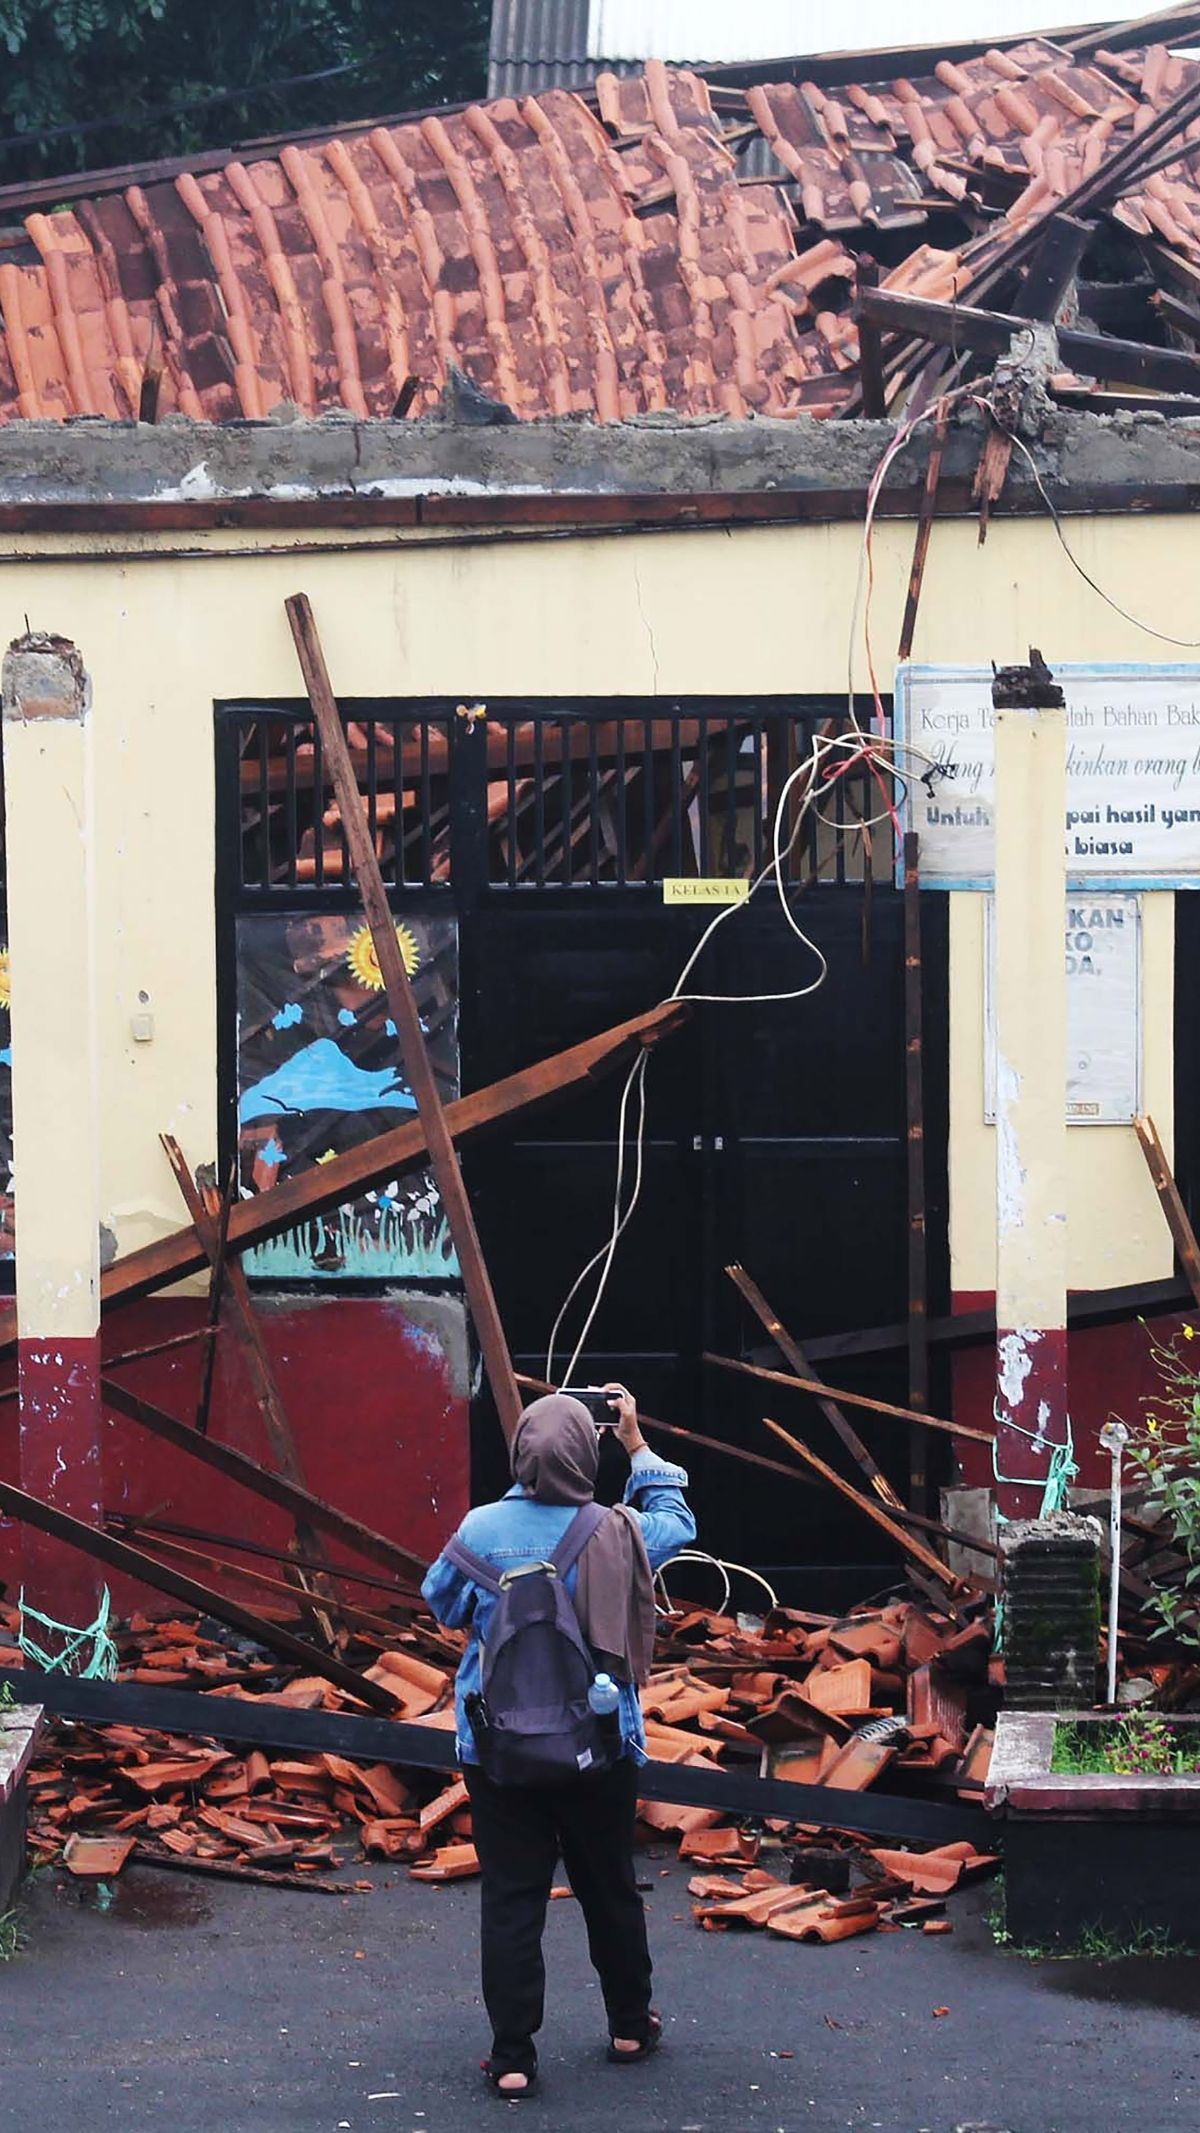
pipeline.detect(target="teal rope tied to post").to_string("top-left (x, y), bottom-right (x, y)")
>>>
top-left (989, 1406), bottom-right (1078, 1651)
top-left (18, 1585), bottom-right (119, 1679)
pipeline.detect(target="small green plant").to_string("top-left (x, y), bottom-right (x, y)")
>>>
top-left (986, 1878), bottom-right (1011, 1947)
top-left (1125, 1326), bottom-right (1200, 1649)
top-left (1052, 1715), bottom-right (1200, 1777)
top-left (0, 1910), bottom-right (22, 1960)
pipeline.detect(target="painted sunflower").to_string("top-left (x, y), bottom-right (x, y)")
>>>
top-left (346, 922), bottom-right (420, 992)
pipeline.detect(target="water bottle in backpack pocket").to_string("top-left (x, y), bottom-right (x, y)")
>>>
top-left (444, 1502), bottom-right (621, 1787)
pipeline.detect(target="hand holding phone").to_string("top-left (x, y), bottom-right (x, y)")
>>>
top-left (558, 1385), bottom-right (621, 1426)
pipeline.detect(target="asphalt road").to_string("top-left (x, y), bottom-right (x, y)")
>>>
top-left (4, 1855), bottom-right (1199, 2133)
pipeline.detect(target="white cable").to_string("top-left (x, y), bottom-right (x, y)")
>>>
top-left (544, 728), bottom-right (934, 1379)
top-left (544, 402), bottom-right (946, 1386)
top-left (982, 407), bottom-right (1200, 650)
top-left (655, 1551), bottom-right (732, 1616)
top-left (654, 1550), bottom-right (780, 1617)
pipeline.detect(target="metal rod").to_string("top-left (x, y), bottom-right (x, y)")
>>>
top-left (1100, 1419), bottom-right (1129, 1706)
top-left (903, 830), bottom-right (931, 1515)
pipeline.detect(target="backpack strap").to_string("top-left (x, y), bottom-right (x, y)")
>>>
top-left (550, 1501), bottom-right (609, 1579)
top-left (442, 1532), bottom-right (504, 1596)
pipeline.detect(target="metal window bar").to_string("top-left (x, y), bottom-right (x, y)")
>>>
top-left (232, 704), bottom-right (894, 898)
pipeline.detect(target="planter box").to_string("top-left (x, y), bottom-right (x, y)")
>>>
top-left (987, 1710), bottom-right (1200, 1948)
top-left (0, 1706), bottom-right (42, 1913)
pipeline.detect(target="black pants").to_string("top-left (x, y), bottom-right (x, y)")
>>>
top-left (464, 1758), bottom-right (654, 2076)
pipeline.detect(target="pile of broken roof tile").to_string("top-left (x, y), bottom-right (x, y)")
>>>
top-left (16, 1586), bottom-right (997, 1935)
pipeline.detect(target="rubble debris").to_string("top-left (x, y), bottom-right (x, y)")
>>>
top-left (12, 1577), bottom-right (997, 1942)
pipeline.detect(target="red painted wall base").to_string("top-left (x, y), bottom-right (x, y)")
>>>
top-left (17, 1333), bottom-right (103, 1624)
top-left (0, 1295), bottom-right (470, 1623)
top-left (953, 1292), bottom-right (1187, 1493)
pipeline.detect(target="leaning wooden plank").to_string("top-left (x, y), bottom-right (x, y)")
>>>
top-left (758, 1417), bottom-right (958, 1590)
top-left (702, 1352), bottom-right (993, 1444)
top-left (286, 591), bottom-right (521, 1441)
top-left (0, 1001), bottom-right (686, 1351)
top-left (1134, 1114), bottom-right (1200, 1313)
top-left (726, 1265), bottom-right (905, 1508)
top-left (0, 1477), bottom-right (400, 1713)
top-left (99, 1376), bottom-right (429, 1581)
top-left (161, 1130), bottom-right (338, 1636)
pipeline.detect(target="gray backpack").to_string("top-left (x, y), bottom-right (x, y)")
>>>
top-left (444, 1502), bottom-right (618, 1786)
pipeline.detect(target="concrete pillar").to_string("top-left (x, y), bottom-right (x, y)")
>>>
top-left (1, 633), bottom-right (102, 1622)
top-left (999, 1513), bottom-right (1102, 1710)
top-left (992, 654), bottom-right (1068, 1521)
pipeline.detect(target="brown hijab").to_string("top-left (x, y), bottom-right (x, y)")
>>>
top-left (511, 1394), bottom-right (657, 1686)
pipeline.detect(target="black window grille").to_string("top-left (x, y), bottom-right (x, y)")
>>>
top-left (225, 698), bottom-right (896, 898)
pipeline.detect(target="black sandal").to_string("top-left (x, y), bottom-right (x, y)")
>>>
top-left (482, 2059), bottom-right (538, 2097)
top-left (606, 2012), bottom-right (663, 2064)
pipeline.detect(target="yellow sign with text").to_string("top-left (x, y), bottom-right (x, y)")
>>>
top-left (662, 878), bottom-right (750, 906)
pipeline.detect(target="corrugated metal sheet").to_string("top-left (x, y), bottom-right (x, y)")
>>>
top-left (487, 0), bottom-right (590, 97)
top-left (586, 0), bottom-right (1124, 63)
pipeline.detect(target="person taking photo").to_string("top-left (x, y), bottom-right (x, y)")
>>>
top-left (422, 1383), bottom-right (695, 2097)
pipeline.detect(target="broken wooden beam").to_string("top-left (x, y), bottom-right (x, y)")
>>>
top-left (1134, 1114), bottom-right (1200, 1313)
top-left (857, 284), bottom-right (1200, 398)
top-left (0, 1479), bottom-right (400, 1713)
top-left (0, 1001), bottom-right (686, 1352)
top-left (726, 1265), bottom-right (905, 1507)
top-left (897, 407), bottom-right (949, 662)
top-left (800, 1276), bottom-right (1193, 1366)
top-left (99, 1375), bottom-right (429, 1581)
top-left (287, 591), bottom-right (521, 1439)
top-left (759, 1417), bottom-right (958, 1590)
top-left (702, 1353), bottom-right (993, 1444)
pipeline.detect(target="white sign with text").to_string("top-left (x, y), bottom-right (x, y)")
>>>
top-left (896, 664), bottom-right (1200, 888)
top-left (984, 893), bottom-right (1142, 1125)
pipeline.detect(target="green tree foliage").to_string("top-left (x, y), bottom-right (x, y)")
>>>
top-left (0, 0), bottom-right (490, 186)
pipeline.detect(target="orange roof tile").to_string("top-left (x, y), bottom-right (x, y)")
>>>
top-left (0, 37), bottom-right (1197, 425)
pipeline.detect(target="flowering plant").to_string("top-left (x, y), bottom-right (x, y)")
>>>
top-left (1126, 1325), bottom-right (1200, 1649)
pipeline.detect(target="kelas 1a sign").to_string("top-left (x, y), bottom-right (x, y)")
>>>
top-left (895, 663), bottom-right (1200, 888)
top-left (984, 894), bottom-right (1142, 1125)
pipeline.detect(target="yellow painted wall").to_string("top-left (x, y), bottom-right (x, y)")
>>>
top-left (0, 507), bottom-right (1185, 1287)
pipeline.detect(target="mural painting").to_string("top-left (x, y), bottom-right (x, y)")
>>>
top-left (236, 911), bottom-right (458, 1279)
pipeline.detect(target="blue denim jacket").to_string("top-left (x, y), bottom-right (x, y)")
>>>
top-left (422, 1448), bottom-right (695, 1766)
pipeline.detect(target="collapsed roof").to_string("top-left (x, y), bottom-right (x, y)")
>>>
top-left (2, 5), bottom-right (1200, 424)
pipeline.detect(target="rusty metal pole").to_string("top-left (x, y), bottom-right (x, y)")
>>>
top-left (903, 832), bottom-right (931, 1515)
top-left (285, 593), bottom-right (523, 1443)
top-left (992, 651), bottom-right (1068, 1522)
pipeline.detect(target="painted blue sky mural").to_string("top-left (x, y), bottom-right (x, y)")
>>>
top-left (236, 911), bottom-right (458, 1281)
